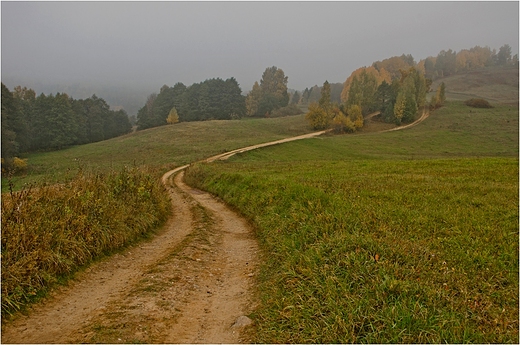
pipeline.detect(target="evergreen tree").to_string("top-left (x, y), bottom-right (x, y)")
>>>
top-left (245, 66), bottom-right (289, 116)
top-left (1, 83), bottom-right (20, 167)
top-left (290, 91), bottom-right (301, 105)
top-left (497, 44), bottom-right (512, 65)
top-left (319, 81), bottom-right (331, 111)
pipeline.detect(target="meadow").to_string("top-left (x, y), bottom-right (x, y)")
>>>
top-left (2, 65), bottom-right (518, 342)
top-left (184, 100), bottom-right (519, 343)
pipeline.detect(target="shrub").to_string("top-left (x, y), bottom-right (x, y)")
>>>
top-left (464, 98), bottom-right (493, 108)
top-left (270, 104), bottom-right (303, 118)
top-left (12, 157), bottom-right (28, 172)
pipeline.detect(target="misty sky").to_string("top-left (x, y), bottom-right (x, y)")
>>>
top-left (2, 1), bottom-right (519, 94)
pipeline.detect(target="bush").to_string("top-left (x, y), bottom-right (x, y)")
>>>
top-left (464, 98), bottom-right (493, 108)
top-left (12, 157), bottom-right (28, 172)
top-left (270, 104), bottom-right (303, 118)
top-left (1, 167), bottom-right (171, 315)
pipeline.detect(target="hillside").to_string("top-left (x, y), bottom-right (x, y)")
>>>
top-left (2, 115), bottom-right (313, 192)
top-left (2, 64), bottom-right (518, 343)
top-left (430, 65), bottom-right (518, 104)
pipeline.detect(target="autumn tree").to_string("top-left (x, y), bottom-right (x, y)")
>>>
top-left (372, 54), bottom-right (415, 80)
top-left (341, 66), bottom-right (391, 114)
top-left (166, 107), bottom-right (179, 124)
top-left (245, 81), bottom-right (262, 116)
top-left (331, 104), bottom-right (363, 133)
top-left (305, 102), bottom-right (330, 130)
top-left (430, 82), bottom-right (446, 110)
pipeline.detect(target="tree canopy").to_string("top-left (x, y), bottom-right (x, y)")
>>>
top-left (245, 66), bottom-right (289, 117)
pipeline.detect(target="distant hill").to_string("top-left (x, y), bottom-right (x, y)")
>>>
top-left (430, 65), bottom-right (518, 105)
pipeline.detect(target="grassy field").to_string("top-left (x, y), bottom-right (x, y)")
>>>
top-left (430, 65), bottom-right (519, 104)
top-left (3, 115), bottom-right (312, 192)
top-left (2, 65), bottom-right (518, 341)
top-left (184, 99), bottom-right (519, 343)
top-left (1, 115), bottom-right (313, 315)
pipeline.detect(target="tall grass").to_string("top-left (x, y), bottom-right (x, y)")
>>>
top-left (1, 167), bottom-right (170, 315)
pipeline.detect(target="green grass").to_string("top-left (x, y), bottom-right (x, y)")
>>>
top-left (227, 102), bottom-right (518, 162)
top-left (184, 100), bottom-right (519, 343)
top-left (3, 115), bottom-right (312, 192)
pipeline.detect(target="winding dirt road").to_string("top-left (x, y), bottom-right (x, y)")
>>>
top-left (1, 116), bottom-right (426, 343)
top-left (1, 130), bottom-right (328, 344)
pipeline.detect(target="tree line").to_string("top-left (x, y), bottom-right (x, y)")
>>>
top-left (1, 83), bottom-right (132, 171)
top-left (1, 66), bottom-right (294, 171)
top-left (136, 77), bottom-right (245, 130)
top-left (137, 66), bottom-right (297, 130)
top-left (305, 44), bottom-right (515, 131)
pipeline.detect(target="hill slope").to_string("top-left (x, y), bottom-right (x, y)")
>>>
top-left (431, 65), bottom-right (518, 104)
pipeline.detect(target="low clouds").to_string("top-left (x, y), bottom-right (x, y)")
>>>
top-left (2, 1), bottom-right (518, 94)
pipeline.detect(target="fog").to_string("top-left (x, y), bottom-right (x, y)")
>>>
top-left (2, 1), bottom-right (518, 114)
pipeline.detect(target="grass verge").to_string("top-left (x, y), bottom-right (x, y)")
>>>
top-left (1, 166), bottom-right (170, 316)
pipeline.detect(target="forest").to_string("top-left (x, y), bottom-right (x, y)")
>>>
top-left (1, 86), bottom-right (132, 170)
top-left (1, 44), bottom-right (516, 172)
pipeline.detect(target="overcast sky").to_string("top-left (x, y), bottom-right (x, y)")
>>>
top-left (2, 1), bottom-right (519, 94)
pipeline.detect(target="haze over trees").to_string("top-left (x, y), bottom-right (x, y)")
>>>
top-left (306, 44), bottom-right (516, 130)
top-left (2, 43), bottom-right (515, 172)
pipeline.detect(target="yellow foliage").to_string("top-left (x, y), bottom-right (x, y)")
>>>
top-left (341, 66), bottom-right (391, 103)
top-left (166, 107), bottom-right (179, 124)
top-left (305, 102), bottom-right (331, 130)
top-left (13, 157), bottom-right (28, 171)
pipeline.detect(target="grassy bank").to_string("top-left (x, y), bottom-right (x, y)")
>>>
top-left (1, 167), bottom-right (170, 315)
top-left (184, 100), bottom-right (519, 343)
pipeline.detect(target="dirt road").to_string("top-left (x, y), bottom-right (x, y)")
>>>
top-left (2, 170), bottom-right (259, 344)
top-left (1, 118), bottom-right (426, 343)
top-left (1, 129), bottom-right (329, 344)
